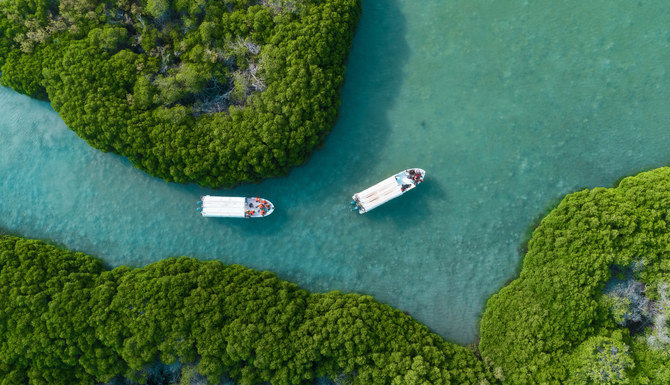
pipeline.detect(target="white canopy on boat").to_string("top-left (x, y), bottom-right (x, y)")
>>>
top-left (354, 175), bottom-right (404, 213)
top-left (200, 196), bottom-right (246, 218)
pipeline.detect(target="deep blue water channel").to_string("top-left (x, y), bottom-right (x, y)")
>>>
top-left (1, 1), bottom-right (670, 344)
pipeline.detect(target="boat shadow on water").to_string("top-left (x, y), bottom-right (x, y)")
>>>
top-left (205, 209), bottom-right (286, 236)
top-left (359, 178), bottom-right (448, 228)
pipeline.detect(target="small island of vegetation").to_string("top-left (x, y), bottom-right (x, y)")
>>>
top-left (480, 167), bottom-right (670, 384)
top-left (0, 0), bottom-right (361, 187)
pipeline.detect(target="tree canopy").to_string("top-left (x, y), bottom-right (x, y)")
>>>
top-left (0, 234), bottom-right (494, 385)
top-left (0, 0), bottom-right (361, 187)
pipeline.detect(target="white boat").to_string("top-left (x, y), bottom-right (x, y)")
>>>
top-left (197, 196), bottom-right (275, 218)
top-left (351, 168), bottom-right (425, 214)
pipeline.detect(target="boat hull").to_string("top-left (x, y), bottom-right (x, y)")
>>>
top-left (352, 168), bottom-right (425, 214)
top-left (198, 196), bottom-right (274, 218)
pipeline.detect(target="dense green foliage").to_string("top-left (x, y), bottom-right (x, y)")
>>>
top-left (479, 167), bottom-right (670, 384)
top-left (0, 235), bottom-right (495, 385)
top-left (0, 0), bottom-right (361, 187)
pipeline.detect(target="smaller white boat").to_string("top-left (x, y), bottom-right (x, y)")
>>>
top-left (351, 168), bottom-right (425, 214)
top-left (197, 196), bottom-right (275, 218)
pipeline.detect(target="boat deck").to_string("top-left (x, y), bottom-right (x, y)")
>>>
top-left (352, 168), bottom-right (425, 213)
top-left (199, 196), bottom-right (274, 218)
top-left (244, 198), bottom-right (274, 218)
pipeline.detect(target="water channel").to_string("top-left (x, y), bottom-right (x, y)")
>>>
top-left (1, 0), bottom-right (669, 344)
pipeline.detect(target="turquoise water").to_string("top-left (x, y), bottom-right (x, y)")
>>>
top-left (1, 0), bottom-right (670, 344)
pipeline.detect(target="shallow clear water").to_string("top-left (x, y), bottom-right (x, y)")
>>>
top-left (1, 0), bottom-right (670, 344)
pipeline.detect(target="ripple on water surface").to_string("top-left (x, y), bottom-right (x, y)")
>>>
top-left (1, 0), bottom-right (670, 344)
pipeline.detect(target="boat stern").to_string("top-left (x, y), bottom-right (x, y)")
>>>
top-left (351, 194), bottom-right (366, 214)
